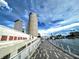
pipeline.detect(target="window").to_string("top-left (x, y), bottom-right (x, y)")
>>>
top-left (1, 36), bottom-right (7, 41)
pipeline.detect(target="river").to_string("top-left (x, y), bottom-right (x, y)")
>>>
top-left (51, 39), bottom-right (79, 56)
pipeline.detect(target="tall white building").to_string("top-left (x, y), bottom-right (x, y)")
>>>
top-left (28, 12), bottom-right (38, 37)
top-left (14, 19), bottom-right (22, 32)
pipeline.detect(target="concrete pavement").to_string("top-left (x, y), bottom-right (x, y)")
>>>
top-left (30, 40), bottom-right (74, 59)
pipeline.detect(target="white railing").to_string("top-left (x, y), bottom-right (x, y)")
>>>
top-left (49, 40), bottom-right (79, 58)
top-left (10, 38), bottom-right (41, 59)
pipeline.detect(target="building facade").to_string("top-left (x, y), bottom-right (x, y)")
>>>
top-left (14, 19), bottom-right (22, 32)
top-left (28, 12), bottom-right (38, 37)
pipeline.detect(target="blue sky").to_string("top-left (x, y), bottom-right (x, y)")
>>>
top-left (0, 0), bottom-right (79, 36)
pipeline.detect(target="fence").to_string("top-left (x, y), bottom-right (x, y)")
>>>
top-left (49, 40), bottom-right (79, 58)
top-left (10, 39), bottom-right (41, 59)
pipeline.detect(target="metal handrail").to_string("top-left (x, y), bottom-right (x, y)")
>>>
top-left (49, 40), bottom-right (79, 58)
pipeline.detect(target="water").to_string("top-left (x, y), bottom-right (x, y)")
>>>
top-left (51, 39), bottom-right (79, 56)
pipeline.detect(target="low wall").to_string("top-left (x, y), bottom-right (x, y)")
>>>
top-left (10, 38), bottom-right (41, 59)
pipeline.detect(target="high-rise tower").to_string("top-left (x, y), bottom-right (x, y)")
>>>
top-left (14, 19), bottom-right (22, 32)
top-left (28, 12), bottom-right (38, 37)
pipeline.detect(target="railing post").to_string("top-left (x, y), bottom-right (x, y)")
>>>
top-left (18, 53), bottom-right (21, 59)
top-left (61, 44), bottom-right (64, 49)
top-left (67, 45), bottom-right (71, 54)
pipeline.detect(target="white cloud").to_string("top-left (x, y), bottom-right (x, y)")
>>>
top-left (23, 10), bottom-right (29, 18)
top-left (39, 22), bottom-right (79, 36)
top-left (59, 15), bottom-right (79, 25)
top-left (0, 0), bottom-right (12, 11)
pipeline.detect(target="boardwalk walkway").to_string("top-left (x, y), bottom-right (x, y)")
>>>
top-left (30, 40), bottom-right (74, 59)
